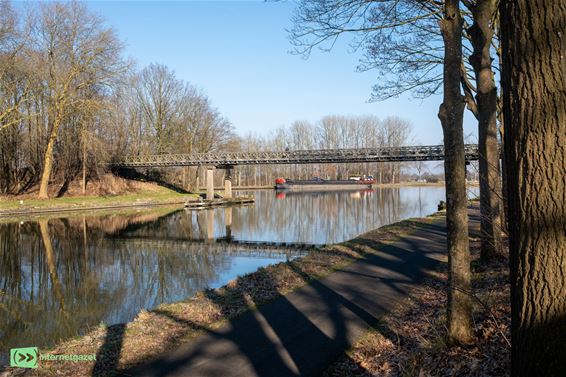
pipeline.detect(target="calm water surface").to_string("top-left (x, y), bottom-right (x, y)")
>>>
top-left (0, 186), bottom-right (476, 361)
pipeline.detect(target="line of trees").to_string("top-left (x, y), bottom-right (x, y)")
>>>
top-left (0, 1), bottom-right (236, 198)
top-left (290, 0), bottom-right (565, 374)
top-left (233, 115), bottom-right (413, 188)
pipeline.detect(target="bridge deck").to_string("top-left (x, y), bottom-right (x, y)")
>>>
top-left (111, 144), bottom-right (479, 168)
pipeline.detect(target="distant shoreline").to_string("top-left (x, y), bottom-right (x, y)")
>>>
top-left (0, 181), bottom-right (478, 218)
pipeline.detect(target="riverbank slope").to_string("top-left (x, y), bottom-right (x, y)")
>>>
top-left (0, 175), bottom-right (199, 216)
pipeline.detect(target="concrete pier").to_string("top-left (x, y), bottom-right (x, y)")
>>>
top-left (224, 166), bottom-right (233, 198)
top-left (206, 169), bottom-right (215, 200)
top-left (224, 180), bottom-right (232, 198)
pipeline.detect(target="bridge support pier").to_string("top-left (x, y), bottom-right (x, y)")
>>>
top-left (224, 166), bottom-right (233, 198)
top-left (206, 168), bottom-right (215, 200)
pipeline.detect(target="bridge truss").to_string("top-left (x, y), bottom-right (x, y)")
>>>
top-left (111, 144), bottom-right (479, 168)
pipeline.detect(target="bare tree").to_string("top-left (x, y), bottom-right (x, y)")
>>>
top-left (135, 63), bottom-right (182, 154)
top-left (32, 1), bottom-right (124, 198)
top-left (0, 2), bottom-right (237, 196)
top-left (0, 0), bottom-right (28, 133)
top-left (463, 0), bottom-right (503, 261)
top-left (291, 0), bottom-right (504, 263)
top-left (438, 0), bottom-right (473, 344)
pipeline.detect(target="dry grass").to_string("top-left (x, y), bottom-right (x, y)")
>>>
top-left (2, 174), bottom-right (163, 200)
top-left (0, 175), bottom-right (198, 215)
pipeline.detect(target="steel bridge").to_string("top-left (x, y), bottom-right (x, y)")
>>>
top-left (111, 144), bottom-right (479, 168)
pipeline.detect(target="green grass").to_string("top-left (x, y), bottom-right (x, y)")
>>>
top-left (0, 188), bottom-right (198, 212)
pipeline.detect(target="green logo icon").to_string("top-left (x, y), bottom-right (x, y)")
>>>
top-left (10, 347), bottom-right (38, 368)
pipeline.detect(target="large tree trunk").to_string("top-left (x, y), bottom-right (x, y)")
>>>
top-left (38, 115), bottom-right (62, 199)
top-left (500, 0), bottom-right (566, 375)
top-left (438, 0), bottom-right (473, 344)
top-left (468, 0), bottom-right (504, 262)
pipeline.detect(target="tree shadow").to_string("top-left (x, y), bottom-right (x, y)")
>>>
top-left (122, 263), bottom-right (382, 377)
top-left (92, 323), bottom-right (126, 377)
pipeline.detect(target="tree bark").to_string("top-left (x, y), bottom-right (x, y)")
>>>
top-left (496, 42), bottom-right (509, 234)
top-left (497, 110), bottom-right (509, 234)
top-left (438, 0), bottom-right (473, 344)
top-left (500, 0), bottom-right (566, 374)
top-left (468, 0), bottom-right (504, 262)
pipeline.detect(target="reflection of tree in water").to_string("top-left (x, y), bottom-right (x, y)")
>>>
top-left (122, 188), bottom-right (449, 245)
top-left (226, 188), bottom-right (448, 244)
top-left (0, 212), bottom-right (235, 362)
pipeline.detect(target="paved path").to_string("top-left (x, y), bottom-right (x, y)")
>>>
top-left (130, 214), bottom-right (477, 377)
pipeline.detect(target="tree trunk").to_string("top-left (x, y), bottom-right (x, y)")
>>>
top-left (496, 43), bottom-right (509, 234)
top-left (38, 115), bottom-right (62, 199)
top-left (438, 0), bottom-right (473, 344)
top-left (82, 130), bottom-right (87, 194)
top-left (468, 0), bottom-right (504, 262)
top-left (500, 0), bottom-right (566, 374)
top-left (497, 111), bottom-right (509, 234)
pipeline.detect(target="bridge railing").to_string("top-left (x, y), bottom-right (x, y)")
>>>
top-left (111, 144), bottom-right (479, 168)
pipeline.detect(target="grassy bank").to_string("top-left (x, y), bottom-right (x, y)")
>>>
top-left (7, 212), bottom-right (442, 376)
top-left (324, 237), bottom-right (510, 376)
top-left (0, 187), bottom-right (198, 216)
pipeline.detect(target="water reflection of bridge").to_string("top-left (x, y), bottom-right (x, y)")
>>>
top-left (108, 235), bottom-right (315, 259)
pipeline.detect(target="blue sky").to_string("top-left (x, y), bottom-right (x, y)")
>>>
top-left (75, 1), bottom-right (477, 144)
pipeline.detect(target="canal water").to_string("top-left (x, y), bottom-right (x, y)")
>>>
top-left (0, 186), bottom-right (477, 362)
